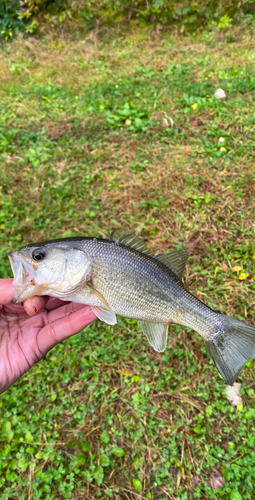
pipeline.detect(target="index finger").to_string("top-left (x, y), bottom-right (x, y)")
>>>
top-left (37, 306), bottom-right (97, 355)
top-left (0, 279), bottom-right (14, 305)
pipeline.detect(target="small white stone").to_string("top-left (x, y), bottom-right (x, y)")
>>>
top-left (225, 382), bottom-right (242, 407)
top-left (214, 88), bottom-right (226, 99)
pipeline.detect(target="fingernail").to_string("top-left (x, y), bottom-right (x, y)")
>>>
top-left (26, 309), bottom-right (36, 316)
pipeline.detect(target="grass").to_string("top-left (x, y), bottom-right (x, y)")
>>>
top-left (0, 20), bottom-right (255, 499)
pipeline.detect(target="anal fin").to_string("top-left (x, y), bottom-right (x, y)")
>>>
top-left (138, 321), bottom-right (168, 352)
top-left (92, 306), bottom-right (117, 326)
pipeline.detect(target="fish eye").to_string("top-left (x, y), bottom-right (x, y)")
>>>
top-left (32, 248), bottom-right (46, 261)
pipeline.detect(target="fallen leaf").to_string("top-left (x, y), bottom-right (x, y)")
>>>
top-left (220, 262), bottom-right (228, 272)
top-left (191, 102), bottom-right (197, 110)
top-left (239, 272), bottom-right (249, 280)
top-left (237, 402), bottom-right (243, 412)
top-left (168, 116), bottom-right (174, 128)
top-left (225, 382), bottom-right (242, 407)
top-left (209, 468), bottom-right (225, 490)
top-left (117, 370), bottom-right (134, 376)
top-left (232, 265), bottom-right (243, 272)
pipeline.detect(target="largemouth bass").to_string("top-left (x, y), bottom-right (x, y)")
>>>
top-left (8, 230), bottom-right (255, 385)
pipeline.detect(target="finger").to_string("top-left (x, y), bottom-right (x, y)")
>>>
top-left (24, 296), bottom-right (49, 316)
top-left (45, 297), bottom-right (70, 311)
top-left (46, 302), bottom-right (86, 324)
top-left (37, 306), bottom-right (97, 354)
top-left (0, 278), bottom-right (14, 305)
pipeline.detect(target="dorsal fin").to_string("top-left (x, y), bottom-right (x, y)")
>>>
top-left (109, 229), bottom-right (155, 256)
top-left (109, 229), bottom-right (188, 280)
top-left (155, 250), bottom-right (188, 281)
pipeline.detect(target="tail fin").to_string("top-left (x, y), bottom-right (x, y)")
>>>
top-left (204, 314), bottom-right (255, 386)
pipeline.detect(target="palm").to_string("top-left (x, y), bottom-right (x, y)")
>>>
top-left (0, 279), bottom-right (96, 393)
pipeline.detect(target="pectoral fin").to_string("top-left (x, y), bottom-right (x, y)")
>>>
top-left (87, 284), bottom-right (116, 325)
top-left (92, 306), bottom-right (117, 325)
top-left (87, 283), bottom-right (112, 311)
top-left (138, 321), bottom-right (168, 352)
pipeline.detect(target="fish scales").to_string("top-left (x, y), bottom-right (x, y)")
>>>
top-left (8, 231), bottom-right (255, 386)
top-left (79, 239), bottom-right (220, 335)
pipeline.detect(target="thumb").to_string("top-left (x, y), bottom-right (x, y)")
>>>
top-left (0, 279), bottom-right (14, 305)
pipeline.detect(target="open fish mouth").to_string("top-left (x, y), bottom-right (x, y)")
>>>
top-left (8, 248), bottom-right (90, 303)
top-left (8, 252), bottom-right (24, 286)
top-left (8, 251), bottom-right (38, 303)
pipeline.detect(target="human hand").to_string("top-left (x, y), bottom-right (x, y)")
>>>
top-left (0, 279), bottom-right (97, 394)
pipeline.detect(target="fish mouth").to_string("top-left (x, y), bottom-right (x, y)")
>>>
top-left (8, 247), bottom-right (91, 304)
top-left (8, 251), bottom-right (25, 286)
top-left (8, 251), bottom-right (39, 303)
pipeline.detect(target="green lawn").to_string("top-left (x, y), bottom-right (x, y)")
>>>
top-left (0, 21), bottom-right (255, 499)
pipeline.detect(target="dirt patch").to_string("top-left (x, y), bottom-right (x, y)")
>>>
top-left (45, 120), bottom-right (71, 139)
top-left (209, 468), bottom-right (225, 490)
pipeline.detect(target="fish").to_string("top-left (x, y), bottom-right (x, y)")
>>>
top-left (8, 229), bottom-right (255, 386)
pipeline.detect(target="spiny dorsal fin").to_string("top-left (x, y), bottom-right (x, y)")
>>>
top-left (155, 250), bottom-right (189, 281)
top-left (109, 229), bottom-right (188, 280)
top-left (109, 229), bottom-right (155, 256)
